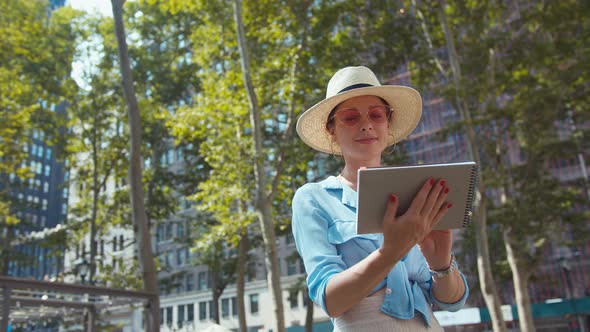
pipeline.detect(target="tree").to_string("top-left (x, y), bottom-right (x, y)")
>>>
top-left (409, 1), bottom-right (590, 331)
top-left (163, 1), bottom-right (315, 330)
top-left (0, 0), bottom-right (80, 275)
top-left (488, 2), bottom-right (590, 329)
top-left (408, 1), bottom-right (514, 329)
top-left (111, 0), bottom-right (160, 329)
top-left (67, 13), bottom-right (130, 284)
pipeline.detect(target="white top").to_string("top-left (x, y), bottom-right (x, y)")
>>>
top-left (332, 289), bottom-right (444, 332)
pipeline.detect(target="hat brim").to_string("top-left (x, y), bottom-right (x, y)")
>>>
top-left (296, 85), bottom-right (422, 155)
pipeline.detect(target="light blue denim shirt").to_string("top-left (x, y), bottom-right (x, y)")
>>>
top-left (291, 176), bottom-right (469, 326)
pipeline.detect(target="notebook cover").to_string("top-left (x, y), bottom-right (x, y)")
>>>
top-left (356, 161), bottom-right (477, 234)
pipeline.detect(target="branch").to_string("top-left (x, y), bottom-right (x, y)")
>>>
top-left (410, 0), bottom-right (448, 80)
top-left (268, 3), bottom-right (311, 201)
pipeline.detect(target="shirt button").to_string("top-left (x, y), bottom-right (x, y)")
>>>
top-left (385, 288), bottom-right (392, 294)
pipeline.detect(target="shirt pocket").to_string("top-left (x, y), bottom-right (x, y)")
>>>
top-left (327, 219), bottom-right (380, 266)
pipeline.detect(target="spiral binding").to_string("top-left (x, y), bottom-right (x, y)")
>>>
top-left (463, 164), bottom-right (478, 227)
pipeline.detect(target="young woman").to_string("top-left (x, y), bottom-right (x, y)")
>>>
top-left (292, 66), bottom-right (468, 331)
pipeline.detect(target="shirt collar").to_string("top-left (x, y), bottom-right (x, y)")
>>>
top-left (320, 176), bottom-right (357, 209)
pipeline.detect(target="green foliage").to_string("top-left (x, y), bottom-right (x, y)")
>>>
top-left (409, 0), bottom-right (590, 310)
top-left (0, 0), bottom-right (82, 273)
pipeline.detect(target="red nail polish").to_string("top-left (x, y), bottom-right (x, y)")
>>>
top-left (444, 187), bottom-right (449, 194)
top-left (447, 203), bottom-right (453, 209)
top-left (389, 194), bottom-right (396, 202)
top-left (440, 180), bottom-right (446, 186)
top-left (429, 178), bottom-right (435, 185)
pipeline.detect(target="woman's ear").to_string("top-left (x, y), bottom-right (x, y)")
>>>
top-left (328, 126), bottom-right (336, 138)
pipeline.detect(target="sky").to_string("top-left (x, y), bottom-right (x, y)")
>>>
top-left (66, 0), bottom-right (113, 88)
top-left (67, 0), bottom-right (112, 17)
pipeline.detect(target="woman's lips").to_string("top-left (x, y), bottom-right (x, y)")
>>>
top-left (355, 137), bottom-right (378, 144)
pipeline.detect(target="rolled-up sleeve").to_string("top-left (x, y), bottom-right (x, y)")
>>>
top-left (291, 185), bottom-right (346, 314)
top-left (428, 269), bottom-right (470, 311)
top-left (409, 246), bottom-right (469, 312)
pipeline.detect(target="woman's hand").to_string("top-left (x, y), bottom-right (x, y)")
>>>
top-left (379, 178), bottom-right (453, 264)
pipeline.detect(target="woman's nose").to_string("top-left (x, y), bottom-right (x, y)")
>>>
top-left (359, 115), bottom-right (373, 131)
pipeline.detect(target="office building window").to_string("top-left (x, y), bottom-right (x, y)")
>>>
top-left (178, 304), bottom-right (185, 326)
top-left (157, 224), bottom-right (164, 243)
top-left (231, 297), bottom-right (237, 317)
top-left (186, 248), bottom-right (192, 264)
top-left (44, 165), bottom-right (51, 177)
top-left (221, 298), bottom-right (229, 318)
top-left (166, 307), bottom-right (172, 326)
top-left (168, 149), bottom-right (174, 165)
top-left (187, 303), bottom-right (194, 322)
top-left (177, 222), bottom-right (185, 238)
top-left (286, 258), bottom-right (297, 276)
top-left (166, 251), bottom-right (174, 268)
top-left (198, 271), bottom-right (208, 290)
top-left (186, 273), bottom-right (194, 291)
top-left (247, 262), bottom-right (256, 282)
top-left (176, 248), bottom-right (186, 266)
top-left (160, 308), bottom-right (164, 325)
top-left (289, 290), bottom-right (298, 309)
top-left (199, 301), bottom-right (207, 320)
top-left (166, 223), bottom-right (173, 240)
top-left (250, 294), bottom-right (259, 314)
top-left (208, 300), bottom-right (214, 319)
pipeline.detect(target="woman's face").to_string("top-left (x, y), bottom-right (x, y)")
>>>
top-left (328, 95), bottom-right (391, 162)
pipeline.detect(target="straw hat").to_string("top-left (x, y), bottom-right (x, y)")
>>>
top-left (296, 66), bottom-right (422, 155)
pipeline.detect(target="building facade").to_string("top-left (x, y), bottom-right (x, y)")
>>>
top-left (6, 102), bottom-right (69, 281)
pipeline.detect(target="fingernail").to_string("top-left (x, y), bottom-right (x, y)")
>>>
top-left (444, 187), bottom-right (449, 194)
top-left (389, 194), bottom-right (396, 202)
top-left (440, 180), bottom-right (446, 186)
top-left (429, 178), bottom-right (435, 185)
top-left (447, 203), bottom-right (453, 209)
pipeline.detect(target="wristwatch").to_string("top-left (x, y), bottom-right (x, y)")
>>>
top-left (429, 253), bottom-right (456, 278)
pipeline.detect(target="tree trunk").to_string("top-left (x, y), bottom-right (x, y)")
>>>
top-left (493, 100), bottom-right (536, 332)
top-left (436, 2), bottom-right (507, 330)
top-left (232, 1), bottom-right (285, 331)
top-left (304, 286), bottom-right (314, 332)
top-left (211, 276), bottom-right (220, 324)
top-left (89, 123), bottom-right (99, 283)
top-left (237, 229), bottom-right (248, 332)
top-left (503, 229), bottom-right (535, 331)
top-left (111, 1), bottom-right (160, 330)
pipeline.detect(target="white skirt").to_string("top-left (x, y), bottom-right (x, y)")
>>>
top-left (332, 289), bottom-right (444, 332)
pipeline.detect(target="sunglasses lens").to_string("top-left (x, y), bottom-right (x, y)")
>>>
top-left (368, 106), bottom-right (389, 123)
top-left (334, 109), bottom-right (361, 126)
top-left (334, 106), bottom-right (391, 126)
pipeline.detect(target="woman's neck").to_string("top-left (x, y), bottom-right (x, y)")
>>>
top-left (338, 158), bottom-right (381, 190)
